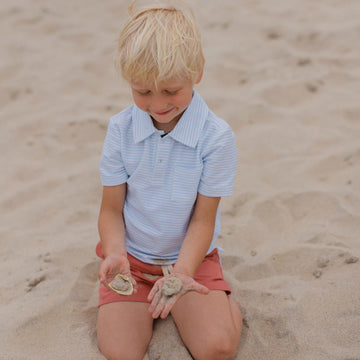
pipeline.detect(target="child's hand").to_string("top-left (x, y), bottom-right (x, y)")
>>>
top-left (147, 273), bottom-right (209, 319)
top-left (98, 254), bottom-right (136, 291)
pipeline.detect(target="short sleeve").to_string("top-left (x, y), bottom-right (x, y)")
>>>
top-left (99, 118), bottom-right (128, 186)
top-left (198, 128), bottom-right (237, 197)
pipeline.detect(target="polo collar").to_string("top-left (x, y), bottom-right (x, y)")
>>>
top-left (169, 90), bottom-right (208, 148)
top-left (132, 90), bottom-right (209, 147)
top-left (132, 106), bottom-right (156, 144)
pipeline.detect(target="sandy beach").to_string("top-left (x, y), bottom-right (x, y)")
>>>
top-left (1, 0), bottom-right (360, 359)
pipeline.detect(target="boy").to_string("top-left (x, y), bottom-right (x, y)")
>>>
top-left (96, 2), bottom-right (242, 359)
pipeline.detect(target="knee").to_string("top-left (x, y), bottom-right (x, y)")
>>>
top-left (99, 349), bottom-right (145, 360)
top-left (193, 333), bottom-right (239, 360)
top-left (98, 342), bottom-right (145, 360)
top-left (208, 337), bottom-right (238, 360)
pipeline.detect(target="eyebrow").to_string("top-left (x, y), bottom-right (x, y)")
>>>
top-left (133, 88), bottom-right (150, 92)
top-left (133, 86), bottom-right (182, 92)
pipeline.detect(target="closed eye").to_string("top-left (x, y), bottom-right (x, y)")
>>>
top-left (163, 89), bottom-right (179, 96)
top-left (136, 90), bottom-right (151, 96)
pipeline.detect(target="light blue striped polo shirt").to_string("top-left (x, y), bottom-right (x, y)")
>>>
top-left (100, 90), bottom-right (237, 265)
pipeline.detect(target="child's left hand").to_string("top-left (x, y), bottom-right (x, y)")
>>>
top-left (147, 273), bottom-right (209, 319)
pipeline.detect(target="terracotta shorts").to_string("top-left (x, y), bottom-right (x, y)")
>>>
top-left (96, 242), bottom-right (231, 307)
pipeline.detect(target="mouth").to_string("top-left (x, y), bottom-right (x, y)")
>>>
top-left (152, 108), bottom-right (173, 116)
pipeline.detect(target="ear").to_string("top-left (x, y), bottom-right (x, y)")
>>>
top-left (195, 62), bottom-right (204, 84)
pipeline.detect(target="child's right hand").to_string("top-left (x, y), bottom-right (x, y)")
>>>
top-left (98, 254), bottom-right (136, 289)
top-left (148, 272), bottom-right (209, 319)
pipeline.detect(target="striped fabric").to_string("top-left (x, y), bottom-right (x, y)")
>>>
top-left (100, 90), bottom-right (237, 264)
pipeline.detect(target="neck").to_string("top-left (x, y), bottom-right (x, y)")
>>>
top-left (151, 110), bottom-right (185, 133)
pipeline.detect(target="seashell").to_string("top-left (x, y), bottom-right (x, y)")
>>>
top-left (108, 274), bottom-right (133, 296)
top-left (161, 276), bottom-right (183, 297)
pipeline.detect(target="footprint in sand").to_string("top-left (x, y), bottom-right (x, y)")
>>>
top-left (316, 255), bottom-right (330, 269)
top-left (26, 274), bottom-right (46, 292)
top-left (25, 253), bottom-right (52, 292)
top-left (339, 252), bottom-right (359, 265)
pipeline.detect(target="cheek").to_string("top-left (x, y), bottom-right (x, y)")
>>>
top-left (133, 96), bottom-right (148, 110)
top-left (174, 94), bottom-right (192, 109)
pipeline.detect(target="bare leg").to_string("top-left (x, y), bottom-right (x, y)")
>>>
top-left (171, 290), bottom-right (242, 360)
top-left (97, 302), bottom-right (153, 360)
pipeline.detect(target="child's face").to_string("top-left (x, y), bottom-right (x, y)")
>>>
top-left (131, 77), bottom-right (198, 132)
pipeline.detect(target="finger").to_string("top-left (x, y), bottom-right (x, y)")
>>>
top-left (152, 296), bottom-right (168, 319)
top-left (189, 282), bottom-right (210, 295)
top-left (130, 277), bottom-right (138, 294)
top-left (129, 276), bottom-right (137, 286)
top-left (160, 296), bottom-right (177, 319)
top-left (148, 280), bottom-right (163, 302)
top-left (98, 270), bottom-right (105, 283)
top-left (98, 263), bottom-right (109, 283)
top-left (148, 290), bottom-right (162, 313)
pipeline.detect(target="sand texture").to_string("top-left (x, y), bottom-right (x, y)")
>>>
top-left (162, 277), bottom-right (183, 297)
top-left (1, 0), bottom-right (360, 359)
top-left (108, 275), bottom-right (133, 296)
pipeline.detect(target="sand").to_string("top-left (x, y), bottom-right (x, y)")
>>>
top-left (108, 275), bottom-right (133, 296)
top-left (1, 0), bottom-right (360, 359)
top-left (162, 277), bottom-right (183, 297)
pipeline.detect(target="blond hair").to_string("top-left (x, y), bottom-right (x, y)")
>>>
top-left (115, 1), bottom-right (204, 85)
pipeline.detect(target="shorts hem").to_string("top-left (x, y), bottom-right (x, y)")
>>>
top-left (96, 243), bottom-right (232, 307)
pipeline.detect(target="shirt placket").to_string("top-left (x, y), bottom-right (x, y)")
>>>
top-left (152, 134), bottom-right (171, 184)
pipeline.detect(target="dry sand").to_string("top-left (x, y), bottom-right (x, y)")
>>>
top-left (1, 0), bottom-right (360, 359)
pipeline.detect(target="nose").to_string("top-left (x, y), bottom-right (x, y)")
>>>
top-left (151, 95), bottom-right (168, 113)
